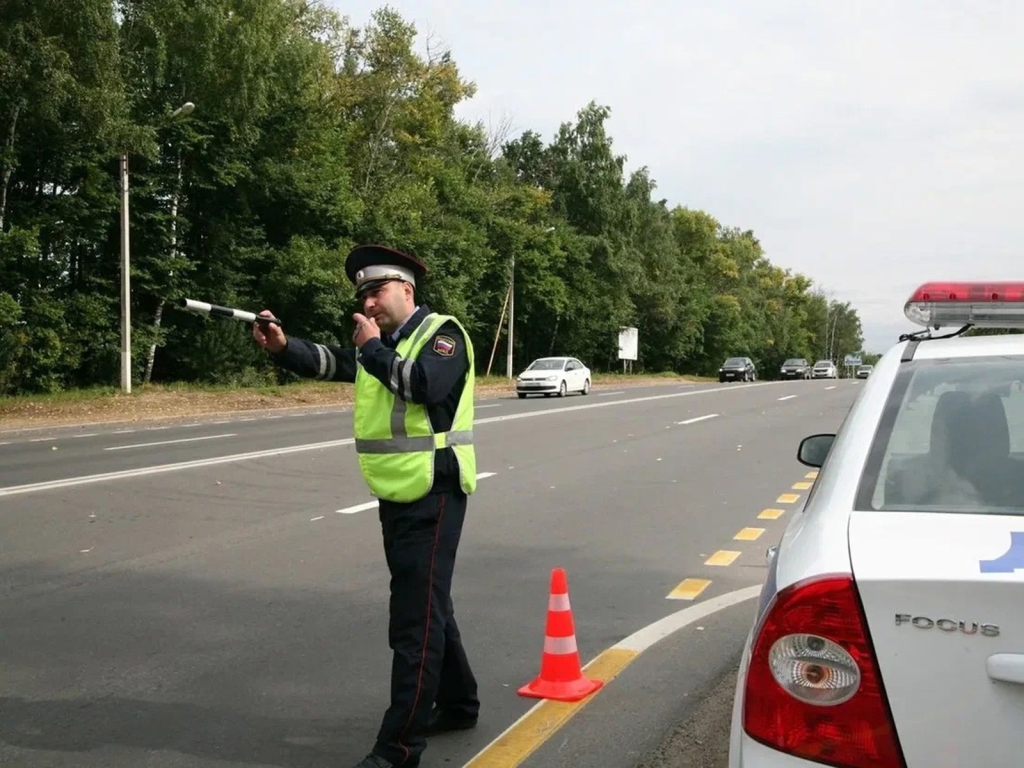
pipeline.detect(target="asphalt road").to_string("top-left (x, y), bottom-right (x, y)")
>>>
top-left (0, 379), bottom-right (859, 767)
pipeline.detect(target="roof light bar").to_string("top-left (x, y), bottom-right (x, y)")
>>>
top-left (904, 281), bottom-right (1024, 328)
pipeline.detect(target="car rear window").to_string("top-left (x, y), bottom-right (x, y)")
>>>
top-left (858, 357), bottom-right (1024, 515)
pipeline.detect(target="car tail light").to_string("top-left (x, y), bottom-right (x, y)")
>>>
top-left (743, 575), bottom-right (905, 767)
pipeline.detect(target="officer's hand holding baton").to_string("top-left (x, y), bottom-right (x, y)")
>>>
top-left (253, 310), bottom-right (288, 353)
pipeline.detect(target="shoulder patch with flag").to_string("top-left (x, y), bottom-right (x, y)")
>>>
top-left (433, 334), bottom-right (457, 357)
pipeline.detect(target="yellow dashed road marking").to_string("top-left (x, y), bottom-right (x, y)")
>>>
top-left (465, 647), bottom-right (638, 767)
top-left (705, 550), bottom-right (740, 566)
top-left (805, 471), bottom-right (819, 479)
top-left (667, 578), bottom-right (711, 600)
top-left (777, 493), bottom-right (801, 504)
top-left (759, 508), bottom-right (785, 520)
top-left (792, 481), bottom-right (812, 490)
top-left (734, 527), bottom-right (765, 541)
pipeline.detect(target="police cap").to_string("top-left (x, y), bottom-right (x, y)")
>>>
top-left (345, 244), bottom-right (428, 299)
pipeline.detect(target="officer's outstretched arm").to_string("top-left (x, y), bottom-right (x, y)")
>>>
top-left (358, 322), bottom-right (467, 405)
top-left (271, 338), bottom-right (358, 383)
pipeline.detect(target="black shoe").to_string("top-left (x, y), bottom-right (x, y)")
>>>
top-left (352, 753), bottom-right (419, 768)
top-left (425, 708), bottom-right (478, 735)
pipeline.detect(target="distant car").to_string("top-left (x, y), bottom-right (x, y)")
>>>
top-left (720, 357), bottom-right (757, 383)
top-left (811, 360), bottom-right (838, 379)
top-left (856, 364), bottom-right (874, 379)
top-left (728, 281), bottom-right (1024, 768)
top-left (779, 358), bottom-right (811, 380)
top-left (515, 357), bottom-right (591, 398)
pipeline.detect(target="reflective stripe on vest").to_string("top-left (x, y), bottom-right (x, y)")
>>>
top-left (353, 312), bottom-right (477, 502)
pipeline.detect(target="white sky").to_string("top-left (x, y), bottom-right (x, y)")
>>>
top-left (329, 1), bottom-right (1024, 353)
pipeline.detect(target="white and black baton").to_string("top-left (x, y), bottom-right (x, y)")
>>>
top-left (178, 298), bottom-right (282, 326)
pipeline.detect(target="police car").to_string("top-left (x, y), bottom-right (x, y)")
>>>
top-left (728, 282), bottom-right (1024, 768)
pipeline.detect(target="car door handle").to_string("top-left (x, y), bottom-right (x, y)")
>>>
top-left (986, 654), bottom-right (1024, 684)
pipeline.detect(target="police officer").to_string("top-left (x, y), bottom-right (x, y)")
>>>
top-left (253, 244), bottom-right (480, 768)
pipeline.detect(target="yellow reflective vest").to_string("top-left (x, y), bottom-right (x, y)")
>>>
top-left (353, 313), bottom-right (476, 502)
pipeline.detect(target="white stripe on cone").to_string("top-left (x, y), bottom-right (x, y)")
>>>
top-left (548, 593), bottom-right (571, 612)
top-left (543, 635), bottom-right (579, 655)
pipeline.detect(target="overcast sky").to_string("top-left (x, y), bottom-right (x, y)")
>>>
top-left (329, 1), bottom-right (1023, 353)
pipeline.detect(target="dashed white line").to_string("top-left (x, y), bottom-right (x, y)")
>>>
top-left (29, 437), bottom-right (58, 443)
top-left (777, 395), bottom-right (797, 401)
top-left (475, 404), bottom-right (501, 409)
top-left (2, 382), bottom-right (783, 497)
top-left (676, 414), bottom-right (719, 425)
top-left (310, 516), bottom-right (325, 522)
top-left (826, 385), bottom-right (837, 390)
top-left (335, 501), bottom-right (377, 515)
top-left (332, 472), bottom-right (497, 517)
top-left (70, 433), bottom-right (99, 439)
top-left (597, 391), bottom-right (626, 397)
top-left (104, 433), bottom-right (238, 452)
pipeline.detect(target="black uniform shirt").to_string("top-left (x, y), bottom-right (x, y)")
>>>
top-left (271, 305), bottom-right (470, 493)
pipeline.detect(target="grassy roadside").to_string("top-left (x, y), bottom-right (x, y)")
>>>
top-left (0, 372), bottom-right (714, 431)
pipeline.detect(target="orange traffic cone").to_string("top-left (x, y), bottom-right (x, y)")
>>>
top-left (518, 567), bottom-right (604, 702)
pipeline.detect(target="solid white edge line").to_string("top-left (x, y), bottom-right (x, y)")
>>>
top-left (2, 382), bottom-right (787, 496)
top-left (466, 584), bottom-right (762, 761)
top-left (104, 433), bottom-right (238, 451)
top-left (0, 438), bottom-right (355, 498)
top-left (614, 583), bottom-right (762, 653)
top-left (676, 413), bottom-right (719, 425)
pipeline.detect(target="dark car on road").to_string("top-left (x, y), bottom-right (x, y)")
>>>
top-left (779, 358), bottom-right (811, 380)
top-left (719, 357), bottom-right (757, 382)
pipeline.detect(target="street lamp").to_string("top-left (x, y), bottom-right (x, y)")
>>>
top-left (506, 226), bottom-right (555, 379)
top-left (120, 102), bottom-right (195, 393)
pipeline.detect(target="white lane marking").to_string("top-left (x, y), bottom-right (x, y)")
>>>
top-left (112, 429), bottom-right (136, 434)
top-left (1, 383), bottom-right (788, 496)
top-left (466, 585), bottom-right (761, 763)
top-left (104, 433), bottom-right (238, 451)
top-left (334, 472), bottom-right (497, 516)
top-left (777, 395), bottom-right (797, 401)
top-left (826, 385), bottom-right (837, 390)
top-left (30, 437), bottom-right (58, 443)
top-left (70, 433), bottom-right (99, 439)
top-left (616, 584), bottom-right (761, 652)
top-left (336, 501), bottom-right (376, 515)
top-left (597, 390), bottom-right (625, 397)
top-left (475, 404), bottom-right (501, 409)
top-left (0, 438), bottom-right (355, 498)
top-left (80, 547), bottom-right (93, 554)
top-left (676, 414), bottom-right (719, 425)
top-left (310, 516), bottom-right (324, 522)
top-left (0, 441), bottom-right (11, 446)
top-left (474, 381), bottom-right (775, 428)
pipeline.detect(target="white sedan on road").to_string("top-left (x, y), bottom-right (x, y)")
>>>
top-left (515, 356), bottom-right (591, 398)
top-left (729, 282), bottom-right (1024, 768)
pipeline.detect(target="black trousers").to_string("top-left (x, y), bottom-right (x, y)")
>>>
top-left (373, 489), bottom-right (479, 766)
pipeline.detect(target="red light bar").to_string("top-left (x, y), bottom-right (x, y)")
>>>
top-left (905, 281), bottom-right (1024, 328)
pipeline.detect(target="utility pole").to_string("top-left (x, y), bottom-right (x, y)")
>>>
top-left (120, 151), bottom-right (131, 393)
top-left (506, 252), bottom-right (515, 379)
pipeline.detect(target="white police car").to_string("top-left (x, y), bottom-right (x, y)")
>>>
top-left (729, 282), bottom-right (1024, 768)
